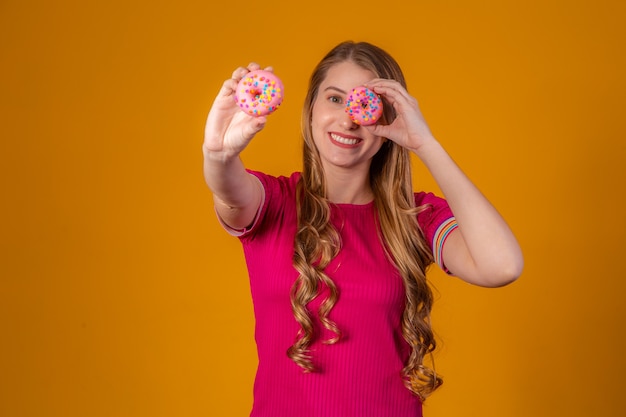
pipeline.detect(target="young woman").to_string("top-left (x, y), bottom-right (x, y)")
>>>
top-left (203, 41), bottom-right (523, 417)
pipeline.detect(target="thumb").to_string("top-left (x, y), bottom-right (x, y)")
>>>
top-left (366, 123), bottom-right (390, 140)
top-left (242, 116), bottom-right (267, 140)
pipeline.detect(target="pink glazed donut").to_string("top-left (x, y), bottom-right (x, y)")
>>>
top-left (345, 86), bottom-right (383, 126)
top-left (235, 70), bottom-right (284, 116)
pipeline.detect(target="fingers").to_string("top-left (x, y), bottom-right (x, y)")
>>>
top-left (230, 64), bottom-right (251, 80)
top-left (365, 80), bottom-right (423, 125)
top-left (220, 61), bottom-right (268, 103)
top-left (244, 115), bottom-right (267, 137)
top-left (366, 79), bottom-right (414, 106)
top-left (230, 62), bottom-right (264, 81)
top-left (220, 78), bottom-right (238, 97)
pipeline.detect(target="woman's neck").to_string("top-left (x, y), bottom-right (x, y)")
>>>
top-left (323, 166), bottom-right (374, 205)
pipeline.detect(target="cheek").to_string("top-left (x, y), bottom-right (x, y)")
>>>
top-left (310, 106), bottom-right (330, 137)
top-left (311, 99), bottom-right (336, 125)
top-left (309, 109), bottom-right (323, 145)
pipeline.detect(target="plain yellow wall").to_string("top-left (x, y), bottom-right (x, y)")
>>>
top-left (1, 0), bottom-right (625, 416)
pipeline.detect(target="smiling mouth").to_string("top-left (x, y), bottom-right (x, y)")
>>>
top-left (330, 133), bottom-right (360, 146)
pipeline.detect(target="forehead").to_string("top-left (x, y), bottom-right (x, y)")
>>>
top-left (319, 61), bottom-right (376, 92)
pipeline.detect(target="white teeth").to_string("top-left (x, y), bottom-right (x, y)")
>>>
top-left (330, 133), bottom-right (359, 145)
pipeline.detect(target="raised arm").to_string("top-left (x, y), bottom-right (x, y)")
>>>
top-left (411, 140), bottom-right (523, 287)
top-left (203, 64), bottom-right (266, 230)
top-left (366, 79), bottom-right (524, 287)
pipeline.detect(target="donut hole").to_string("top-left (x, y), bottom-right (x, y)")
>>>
top-left (249, 89), bottom-right (263, 99)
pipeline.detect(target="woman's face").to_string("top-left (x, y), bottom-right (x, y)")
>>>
top-left (310, 61), bottom-right (386, 175)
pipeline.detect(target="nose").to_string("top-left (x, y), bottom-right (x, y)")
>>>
top-left (341, 111), bottom-right (359, 130)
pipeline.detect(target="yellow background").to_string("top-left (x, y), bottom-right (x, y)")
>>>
top-left (1, 0), bottom-right (625, 416)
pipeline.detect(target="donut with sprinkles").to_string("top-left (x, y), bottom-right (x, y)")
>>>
top-left (234, 70), bottom-right (284, 116)
top-left (345, 86), bottom-right (383, 126)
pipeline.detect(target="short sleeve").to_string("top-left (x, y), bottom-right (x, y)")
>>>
top-left (214, 172), bottom-right (264, 237)
top-left (415, 192), bottom-right (459, 274)
top-left (215, 170), bottom-right (299, 241)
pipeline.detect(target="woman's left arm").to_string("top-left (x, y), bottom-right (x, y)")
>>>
top-left (413, 139), bottom-right (523, 287)
top-left (367, 79), bottom-right (524, 287)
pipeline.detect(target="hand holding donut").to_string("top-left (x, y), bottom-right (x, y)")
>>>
top-left (204, 64), bottom-right (281, 158)
top-left (363, 79), bottom-right (437, 153)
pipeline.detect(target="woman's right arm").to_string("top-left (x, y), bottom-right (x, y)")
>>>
top-left (203, 64), bottom-right (266, 230)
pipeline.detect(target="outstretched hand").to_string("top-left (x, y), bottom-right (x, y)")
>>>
top-left (363, 79), bottom-right (437, 153)
top-left (203, 63), bottom-right (270, 158)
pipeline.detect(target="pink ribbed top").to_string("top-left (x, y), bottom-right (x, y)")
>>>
top-left (226, 171), bottom-right (456, 417)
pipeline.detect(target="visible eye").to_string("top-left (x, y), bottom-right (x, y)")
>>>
top-left (329, 95), bottom-right (343, 104)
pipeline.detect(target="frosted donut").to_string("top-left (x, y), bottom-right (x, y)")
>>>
top-left (345, 86), bottom-right (383, 126)
top-left (235, 70), bottom-right (284, 116)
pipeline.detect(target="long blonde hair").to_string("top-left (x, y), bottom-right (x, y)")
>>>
top-left (288, 41), bottom-right (442, 400)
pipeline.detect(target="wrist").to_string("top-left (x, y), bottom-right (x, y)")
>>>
top-left (202, 143), bottom-right (240, 164)
top-left (408, 135), bottom-right (442, 159)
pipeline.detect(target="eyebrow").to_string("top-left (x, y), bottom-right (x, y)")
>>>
top-left (323, 86), bottom-right (348, 95)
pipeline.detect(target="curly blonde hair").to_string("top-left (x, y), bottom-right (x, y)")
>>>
top-left (287, 41), bottom-right (442, 400)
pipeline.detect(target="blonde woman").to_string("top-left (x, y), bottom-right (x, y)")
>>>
top-left (203, 41), bottom-right (523, 417)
